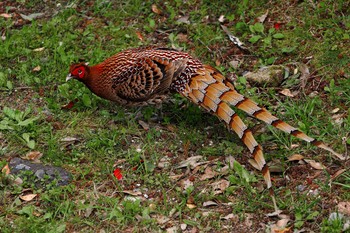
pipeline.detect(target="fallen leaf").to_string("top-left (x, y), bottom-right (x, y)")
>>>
top-left (138, 120), bottom-right (149, 131)
top-left (33, 211), bottom-right (42, 217)
top-left (186, 203), bottom-right (196, 209)
top-left (135, 31), bottom-right (144, 41)
top-left (229, 60), bottom-right (240, 69)
top-left (1, 164), bottom-right (10, 175)
top-left (14, 177), bottom-right (23, 185)
top-left (211, 179), bottom-right (229, 195)
top-left (33, 47), bottom-right (45, 52)
top-left (299, 63), bottom-right (310, 90)
top-left (256, 10), bottom-right (269, 23)
top-left (221, 213), bottom-right (238, 221)
top-left (19, 193), bottom-right (37, 202)
top-left (113, 159), bottom-right (127, 166)
top-left (0, 13), bottom-right (12, 18)
top-left (166, 226), bottom-right (178, 233)
top-left (60, 137), bottom-right (79, 143)
top-left (169, 174), bottom-right (183, 180)
top-left (176, 16), bottom-right (190, 24)
top-left (304, 159), bottom-right (326, 170)
top-left (32, 66), bottom-right (41, 72)
top-left (199, 166), bottom-right (217, 180)
top-left (157, 157), bottom-right (170, 168)
top-left (149, 203), bottom-right (156, 210)
top-left (155, 215), bottom-right (170, 225)
top-left (331, 108), bottom-right (340, 113)
top-left (23, 151), bottom-right (43, 161)
top-left (151, 4), bottom-right (162, 15)
top-left (122, 190), bottom-right (142, 196)
top-left (176, 156), bottom-right (203, 169)
top-left (279, 89), bottom-right (295, 97)
top-left (218, 15), bottom-right (225, 23)
top-left (276, 218), bottom-right (290, 228)
top-left (203, 201), bottom-right (218, 207)
top-left (337, 202), bottom-right (350, 216)
top-left (287, 154), bottom-right (304, 161)
top-left (181, 179), bottom-right (193, 190)
top-left (331, 169), bottom-right (347, 180)
top-left (20, 13), bottom-right (45, 21)
top-left (243, 213), bottom-right (253, 228)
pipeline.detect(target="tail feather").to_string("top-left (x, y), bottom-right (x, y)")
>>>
top-left (182, 65), bottom-right (344, 188)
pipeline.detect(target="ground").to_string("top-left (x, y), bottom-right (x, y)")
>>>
top-left (0, 0), bottom-right (350, 232)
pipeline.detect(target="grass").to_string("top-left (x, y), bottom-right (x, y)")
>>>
top-left (1, 0), bottom-right (349, 232)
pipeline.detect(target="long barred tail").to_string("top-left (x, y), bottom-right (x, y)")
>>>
top-left (181, 65), bottom-right (345, 188)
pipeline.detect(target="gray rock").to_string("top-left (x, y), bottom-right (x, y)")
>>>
top-left (9, 157), bottom-right (71, 187)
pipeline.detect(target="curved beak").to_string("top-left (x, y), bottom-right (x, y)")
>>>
top-left (66, 73), bottom-right (73, 82)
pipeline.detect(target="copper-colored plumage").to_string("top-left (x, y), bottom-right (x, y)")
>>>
top-left (67, 47), bottom-right (345, 191)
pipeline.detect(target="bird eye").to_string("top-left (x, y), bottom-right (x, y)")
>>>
top-left (78, 69), bottom-right (82, 74)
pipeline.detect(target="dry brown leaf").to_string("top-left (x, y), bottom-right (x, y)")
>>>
top-left (113, 159), bottom-right (127, 166)
top-left (135, 31), bottom-right (144, 41)
top-left (151, 4), bottom-right (162, 15)
top-left (1, 164), bottom-right (10, 175)
top-left (304, 159), bottom-right (326, 170)
top-left (199, 167), bottom-right (217, 181)
top-left (279, 89), bottom-right (295, 97)
top-left (211, 179), bottom-right (229, 195)
top-left (33, 211), bottom-right (42, 217)
top-left (0, 13), bottom-right (12, 18)
top-left (331, 169), bottom-right (347, 180)
top-left (32, 66), bottom-right (41, 72)
top-left (181, 179), bottom-right (193, 190)
top-left (229, 60), bottom-right (239, 69)
top-left (166, 226), bottom-right (178, 233)
top-left (176, 156), bottom-right (203, 169)
top-left (138, 120), bottom-right (149, 131)
top-left (14, 177), bottom-right (23, 185)
top-left (23, 151), bottom-right (43, 161)
top-left (177, 33), bottom-right (188, 43)
top-left (176, 16), bottom-right (190, 24)
top-left (157, 157), bottom-right (170, 168)
top-left (287, 154), bottom-right (304, 161)
top-left (149, 203), bottom-right (156, 210)
top-left (202, 201), bottom-right (218, 207)
top-left (169, 174), bottom-right (183, 180)
top-left (154, 215), bottom-right (170, 225)
top-left (337, 202), bottom-right (350, 216)
top-left (276, 218), bottom-right (290, 228)
top-left (221, 213), bottom-right (239, 221)
top-left (186, 203), bottom-right (196, 209)
top-left (122, 190), bottom-right (142, 196)
top-left (19, 193), bottom-right (37, 202)
top-left (274, 227), bottom-right (292, 233)
top-left (243, 213), bottom-right (253, 228)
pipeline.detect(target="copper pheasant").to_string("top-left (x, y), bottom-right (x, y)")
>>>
top-left (66, 47), bottom-right (344, 189)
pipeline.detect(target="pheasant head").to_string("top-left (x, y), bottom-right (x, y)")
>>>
top-left (66, 63), bottom-right (91, 83)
